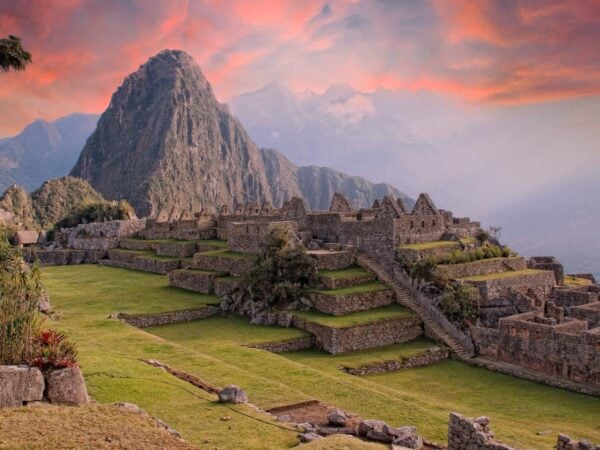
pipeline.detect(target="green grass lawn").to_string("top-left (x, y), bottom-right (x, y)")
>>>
top-left (147, 316), bottom-right (309, 346)
top-left (41, 265), bottom-right (600, 449)
top-left (293, 304), bottom-right (415, 328)
top-left (319, 266), bottom-right (372, 279)
top-left (198, 249), bottom-right (257, 259)
top-left (399, 240), bottom-right (459, 250)
top-left (313, 281), bottom-right (390, 296)
top-left (460, 268), bottom-right (545, 281)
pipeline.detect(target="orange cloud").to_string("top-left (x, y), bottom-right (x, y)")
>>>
top-left (0, 0), bottom-right (598, 136)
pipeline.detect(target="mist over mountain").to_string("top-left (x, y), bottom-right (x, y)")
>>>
top-left (230, 83), bottom-right (600, 217)
top-left (0, 114), bottom-right (99, 192)
top-left (231, 82), bottom-right (600, 274)
top-left (487, 170), bottom-right (600, 277)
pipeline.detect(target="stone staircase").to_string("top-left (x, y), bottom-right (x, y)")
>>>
top-left (356, 254), bottom-right (475, 359)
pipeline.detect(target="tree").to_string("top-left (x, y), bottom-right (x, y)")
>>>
top-left (0, 35), bottom-right (32, 73)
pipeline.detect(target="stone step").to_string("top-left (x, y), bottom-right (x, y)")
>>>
top-left (105, 249), bottom-right (183, 274)
top-left (309, 282), bottom-right (394, 316)
top-left (168, 269), bottom-right (224, 294)
top-left (119, 238), bottom-right (159, 251)
top-left (307, 250), bottom-right (355, 271)
top-left (192, 249), bottom-right (257, 276)
top-left (318, 266), bottom-right (376, 290)
top-left (356, 254), bottom-right (475, 358)
top-left (292, 305), bottom-right (422, 354)
top-left (436, 256), bottom-right (527, 280)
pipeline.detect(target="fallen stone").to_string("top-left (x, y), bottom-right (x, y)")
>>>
top-left (392, 426), bottom-right (423, 449)
top-left (0, 366), bottom-right (44, 408)
top-left (45, 366), bottom-right (89, 406)
top-left (317, 426), bottom-right (356, 436)
top-left (277, 415), bottom-right (292, 422)
top-left (366, 429), bottom-right (393, 443)
top-left (299, 432), bottom-right (322, 443)
top-left (218, 385), bottom-right (248, 404)
top-left (298, 422), bottom-right (316, 432)
top-left (327, 409), bottom-right (348, 427)
top-left (38, 293), bottom-right (51, 314)
top-left (358, 419), bottom-right (386, 437)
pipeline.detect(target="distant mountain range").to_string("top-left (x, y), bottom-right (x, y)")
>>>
top-left (0, 114), bottom-right (99, 192)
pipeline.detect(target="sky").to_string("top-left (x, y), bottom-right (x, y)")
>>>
top-left (1, 0), bottom-right (600, 137)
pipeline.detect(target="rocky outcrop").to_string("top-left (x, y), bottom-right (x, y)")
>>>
top-left (71, 50), bottom-right (275, 217)
top-left (70, 49), bottom-right (408, 216)
top-left (0, 177), bottom-right (107, 230)
top-left (218, 385), bottom-right (248, 404)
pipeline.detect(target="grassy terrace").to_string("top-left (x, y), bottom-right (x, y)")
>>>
top-left (460, 268), bottom-right (545, 282)
top-left (313, 281), bottom-right (390, 296)
top-left (197, 239), bottom-right (228, 247)
top-left (283, 337), bottom-right (439, 370)
top-left (41, 265), bottom-right (600, 449)
top-left (293, 304), bottom-right (415, 328)
top-left (111, 248), bottom-right (181, 261)
top-left (319, 266), bottom-right (372, 279)
top-left (564, 275), bottom-right (593, 286)
top-left (399, 240), bottom-right (459, 250)
top-left (147, 316), bottom-right (309, 347)
top-left (198, 249), bottom-right (257, 259)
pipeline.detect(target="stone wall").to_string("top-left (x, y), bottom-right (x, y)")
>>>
top-left (396, 242), bottom-right (459, 263)
top-left (168, 269), bottom-right (221, 294)
top-left (24, 248), bottom-right (106, 265)
top-left (528, 256), bottom-right (565, 285)
top-left (495, 312), bottom-right (600, 386)
top-left (310, 288), bottom-right (394, 316)
top-left (247, 336), bottom-right (315, 353)
top-left (341, 347), bottom-right (449, 376)
top-left (464, 270), bottom-right (555, 327)
top-left (470, 326), bottom-right (500, 358)
top-left (117, 306), bottom-right (219, 328)
top-left (228, 220), bottom-right (298, 253)
top-left (156, 241), bottom-right (198, 258)
top-left (214, 277), bottom-right (242, 296)
top-left (307, 249), bottom-right (355, 270)
top-left (293, 315), bottom-right (422, 354)
top-left (571, 302), bottom-right (600, 329)
top-left (193, 253), bottom-right (256, 276)
top-left (551, 287), bottom-right (598, 310)
top-left (319, 272), bottom-right (375, 290)
top-left (435, 257), bottom-right (526, 280)
top-left (447, 413), bottom-right (515, 450)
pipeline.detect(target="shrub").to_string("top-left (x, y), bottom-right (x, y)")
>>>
top-left (439, 284), bottom-right (479, 326)
top-left (409, 258), bottom-right (437, 284)
top-left (501, 246), bottom-right (512, 257)
top-left (54, 200), bottom-right (135, 230)
top-left (0, 242), bottom-right (43, 365)
top-left (235, 224), bottom-right (318, 309)
top-left (30, 329), bottom-right (78, 370)
top-left (475, 229), bottom-right (490, 244)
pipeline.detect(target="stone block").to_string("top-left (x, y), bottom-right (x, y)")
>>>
top-left (0, 366), bottom-right (44, 408)
top-left (45, 366), bottom-right (89, 406)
